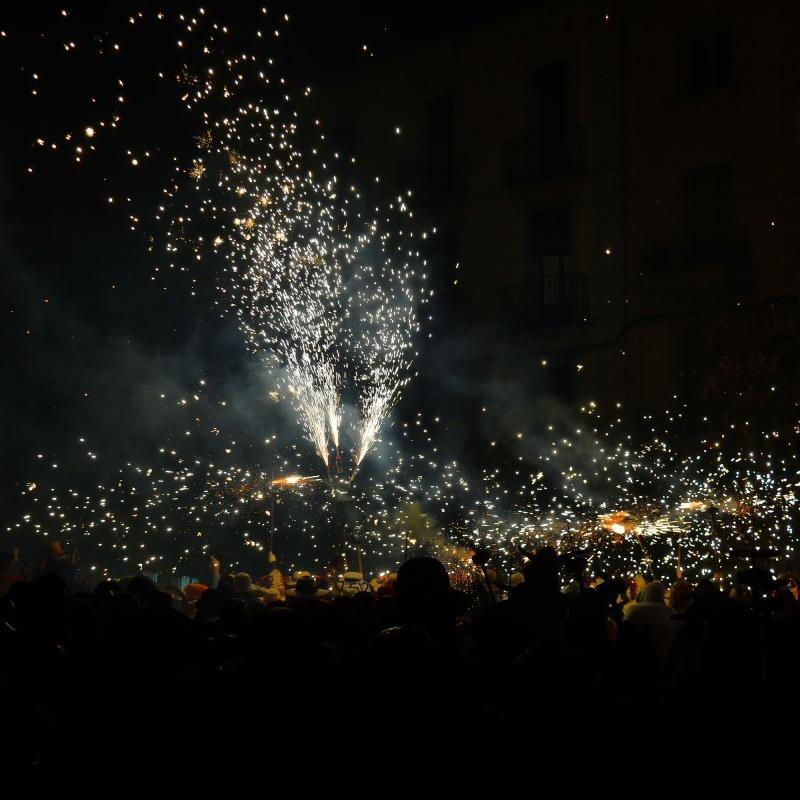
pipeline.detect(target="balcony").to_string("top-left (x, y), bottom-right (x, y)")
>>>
top-left (498, 272), bottom-right (589, 333)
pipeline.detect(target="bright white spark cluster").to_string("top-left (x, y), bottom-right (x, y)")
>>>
top-left (155, 15), bottom-right (427, 476)
top-left (27, 6), bottom-right (429, 479)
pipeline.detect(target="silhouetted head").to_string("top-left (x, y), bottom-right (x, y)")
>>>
top-left (397, 557), bottom-right (450, 604)
top-left (595, 577), bottom-right (627, 605)
top-left (195, 587), bottom-right (222, 621)
top-left (522, 546), bottom-right (560, 591)
top-left (695, 579), bottom-right (722, 605)
top-left (126, 575), bottom-right (161, 606)
top-left (670, 579), bottom-right (694, 612)
top-left (396, 557), bottom-right (469, 624)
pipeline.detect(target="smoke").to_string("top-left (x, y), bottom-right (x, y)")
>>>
top-left (0, 225), bottom-right (309, 497)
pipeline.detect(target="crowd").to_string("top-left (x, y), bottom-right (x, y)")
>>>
top-left (2, 540), bottom-right (798, 766)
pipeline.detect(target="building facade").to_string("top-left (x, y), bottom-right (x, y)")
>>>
top-left (313, 0), bottom-right (800, 425)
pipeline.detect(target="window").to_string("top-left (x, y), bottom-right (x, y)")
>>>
top-left (541, 254), bottom-right (571, 306)
top-left (532, 209), bottom-right (583, 326)
top-left (504, 63), bottom-right (571, 185)
top-left (684, 162), bottom-right (733, 254)
top-left (497, 209), bottom-right (581, 332)
top-left (532, 62), bottom-right (569, 174)
top-left (533, 208), bottom-right (571, 305)
top-left (679, 22), bottom-right (732, 97)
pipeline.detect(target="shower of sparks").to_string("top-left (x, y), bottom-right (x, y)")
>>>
top-left (24, 6), bottom-right (430, 479)
top-left (9, 379), bottom-right (800, 583)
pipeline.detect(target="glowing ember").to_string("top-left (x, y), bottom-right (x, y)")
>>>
top-left (270, 474), bottom-right (320, 488)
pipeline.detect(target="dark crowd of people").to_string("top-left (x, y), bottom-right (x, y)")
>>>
top-left (2, 541), bottom-right (799, 767)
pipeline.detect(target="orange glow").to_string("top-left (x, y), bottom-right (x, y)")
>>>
top-left (599, 510), bottom-right (634, 534)
top-left (270, 474), bottom-right (320, 488)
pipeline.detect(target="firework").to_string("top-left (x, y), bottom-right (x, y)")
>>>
top-left (271, 474), bottom-right (321, 488)
top-left (25, 7), bottom-right (429, 479)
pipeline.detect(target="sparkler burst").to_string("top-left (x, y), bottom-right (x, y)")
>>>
top-left (24, 6), bottom-right (429, 479)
